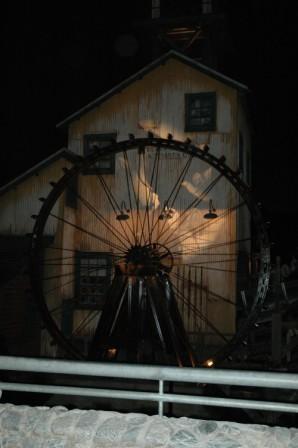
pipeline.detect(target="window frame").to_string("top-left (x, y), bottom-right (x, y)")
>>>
top-left (83, 133), bottom-right (116, 175)
top-left (185, 92), bottom-right (216, 132)
top-left (75, 251), bottom-right (113, 309)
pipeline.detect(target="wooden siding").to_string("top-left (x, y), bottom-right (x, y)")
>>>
top-left (68, 58), bottom-right (238, 171)
top-left (0, 273), bottom-right (41, 356)
top-left (0, 57), bottom-right (250, 358)
top-left (0, 158), bottom-right (74, 235)
top-left (41, 58), bottom-right (243, 357)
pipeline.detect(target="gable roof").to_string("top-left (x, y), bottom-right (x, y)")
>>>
top-left (0, 148), bottom-right (80, 197)
top-left (57, 50), bottom-right (249, 128)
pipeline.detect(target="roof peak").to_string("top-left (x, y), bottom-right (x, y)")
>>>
top-left (57, 50), bottom-right (248, 128)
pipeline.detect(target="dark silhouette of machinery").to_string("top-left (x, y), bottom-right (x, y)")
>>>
top-left (30, 137), bottom-right (270, 366)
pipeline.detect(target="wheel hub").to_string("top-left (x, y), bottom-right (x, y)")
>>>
top-left (122, 243), bottom-right (173, 276)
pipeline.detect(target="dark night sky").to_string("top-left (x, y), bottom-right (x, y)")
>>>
top-left (2, 1), bottom-right (298, 258)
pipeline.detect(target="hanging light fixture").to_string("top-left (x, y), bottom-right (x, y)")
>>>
top-left (159, 202), bottom-right (174, 220)
top-left (116, 201), bottom-right (130, 221)
top-left (204, 199), bottom-right (218, 219)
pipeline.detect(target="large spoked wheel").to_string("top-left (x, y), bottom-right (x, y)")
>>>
top-left (30, 137), bottom-right (270, 365)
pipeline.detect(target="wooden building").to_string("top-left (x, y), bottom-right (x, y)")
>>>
top-left (0, 50), bottom-right (251, 361)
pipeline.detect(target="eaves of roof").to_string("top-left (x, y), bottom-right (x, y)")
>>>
top-left (0, 148), bottom-right (80, 197)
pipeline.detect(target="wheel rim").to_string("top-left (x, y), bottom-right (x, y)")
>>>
top-left (30, 137), bottom-right (270, 365)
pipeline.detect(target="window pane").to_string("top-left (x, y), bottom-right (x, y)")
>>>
top-left (77, 252), bottom-right (112, 307)
top-left (83, 134), bottom-right (116, 174)
top-left (185, 93), bottom-right (216, 132)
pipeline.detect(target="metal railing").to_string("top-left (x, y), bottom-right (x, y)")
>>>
top-left (0, 356), bottom-right (298, 416)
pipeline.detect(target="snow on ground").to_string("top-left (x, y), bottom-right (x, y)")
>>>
top-left (0, 403), bottom-right (297, 447)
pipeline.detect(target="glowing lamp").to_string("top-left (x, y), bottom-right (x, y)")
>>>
top-left (204, 199), bottom-right (218, 219)
top-left (106, 347), bottom-right (117, 359)
top-left (158, 204), bottom-right (174, 220)
top-left (116, 201), bottom-right (130, 221)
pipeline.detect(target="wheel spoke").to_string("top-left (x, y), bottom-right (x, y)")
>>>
top-left (74, 175), bottom-right (131, 248)
top-left (96, 173), bottom-right (135, 246)
top-left (41, 255), bottom-right (122, 264)
top-left (41, 255), bottom-right (76, 263)
top-left (43, 246), bottom-right (123, 261)
top-left (43, 261), bottom-right (118, 295)
top-left (172, 270), bottom-right (236, 306)
top-left (122, 149), bottom-right (143, 244)
top-left (40, 246), bottom-right (78, 254)
top-left (123, 150), bottom-right (137, 242)
top-left (135, 146), bottom-right (143, 244)
top-left (144, 146), bottom-right (159, 244)
top-left (174, 262), bottom-right (236, 274)
top-left (168, 155), bottom-right (193, 210)
top-left (41, 261), bottom-right (116, 268)
top-left (175, 258), bottom-right (237, 266)
top-left (71, 309), bottom-right (100, 337)
top-left (172, 251), bottom-right (239, 257)
top-left (195, 237), bottom-right (251, 253)
top-left (171, 282), bottom-right (230, 343)
top-left (170, 235), bottom-right (250, 257)
top-left (166, 201), bottom-right (245, 250)
top-left (48, 300), bottom-right (75, 316)
top-left (148, 147), bottom-right (161, 243)
top-left (49, 212), bottom-right (126, 253)
top-left (41, 262), bottom-right (116, 278)
top-left (47, 297), bottom-right (101, 340)
top-left (159, 173), bottom-right (223, 245)
top-left (71, 184), bottom-right (131, 250)
top-left (155, 155), bottom-right (193, 242)
top-left (139, 147), bottom-right (152, 245)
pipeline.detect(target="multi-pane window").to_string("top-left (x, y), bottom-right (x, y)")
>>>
top-left (202, 0), bottom-right (212, 14)
top-left (60, 252), bottom-right (112, 356)
top-left (185, 92), bottom-right (216, 132)
top-left (76, 252), bottom-right (112, 308)
top-left (83, 133), bottom-right (116, 174)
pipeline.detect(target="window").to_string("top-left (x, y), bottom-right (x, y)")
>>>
top-left (202, 0), bottom-right (212, 14)
top-left (83, 133), bottom-right (116, 174)
top-left (76, 252), bottom-right (112, 308)
top-left (59, 252), bottom-right (112, 357)
top-left (185, 92), bottom-right (216, 132)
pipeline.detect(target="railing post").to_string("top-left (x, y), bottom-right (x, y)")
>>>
top-left (158, 379), bottom-right (164, 416)
top-left (272, 256), bottom-right (282, 366)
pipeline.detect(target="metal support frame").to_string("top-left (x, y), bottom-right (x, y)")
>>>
top-left (1, 356), bottom-right (298, 416)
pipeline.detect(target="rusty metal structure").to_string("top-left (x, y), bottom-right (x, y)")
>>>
top-left (30, 136), bottom-right (270, 366)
